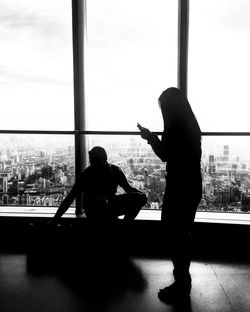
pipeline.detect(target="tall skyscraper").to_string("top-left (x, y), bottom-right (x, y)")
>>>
top-left (223, 145), bottom-right (229, 162)
top-left (12, 179), bottom-right (19, 195)
top-left (209, 154), bottom-right (216, 175)
top-left (3, 177), bottom-right (8, 193)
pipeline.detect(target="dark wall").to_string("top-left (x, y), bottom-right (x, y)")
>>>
top-left (0, 217), bottom-right (250, 262)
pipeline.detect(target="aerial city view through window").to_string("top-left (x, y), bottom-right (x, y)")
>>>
top-left (1, 135), bottom-right (250, 214)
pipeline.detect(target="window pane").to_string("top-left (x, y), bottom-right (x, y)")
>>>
top-left (85, 0), bottom-right (178, 131)
top-left (0, 1), bottom-right (74, 130)
top-left (86, 135), bottom-right (165, 210)
top-left (0, 134), bottom-right (75, 208)
top-left (86, 134), bottom-right (250, 214)
top-left (201, 136), bottom-right (250, 213)
top-left (189, 0), bottom-right (250, 131)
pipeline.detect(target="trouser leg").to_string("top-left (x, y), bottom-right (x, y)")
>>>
top-left (166, 226), bottom-right (193, 289)
top-left (109, 192), bottom-right (147, 222)
top-left (84, 197), bottom-right (112, 247)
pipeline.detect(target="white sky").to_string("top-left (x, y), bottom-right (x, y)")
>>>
top-left (0, 0), bottom-right (74, 130)
top-left (189, 0), bottom-right (250, 132)
top-left (85, 0), bottom-right (177, 131)
top-left (1, 0), bottom-right (250, 135)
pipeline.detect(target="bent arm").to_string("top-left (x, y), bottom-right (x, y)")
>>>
top-left (147, 134), bottom-right (167, 162)
top-left (140, 127), bottom-right (167, 162)
top-left (118, 169), bottom-right (142, 193)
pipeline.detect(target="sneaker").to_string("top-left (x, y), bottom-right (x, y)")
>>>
top-left (158, 281), bottom-right (191, 304)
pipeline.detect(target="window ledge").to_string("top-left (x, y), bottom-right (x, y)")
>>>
top-left (138, 210), bottom-right (250, 225)
top-left (0, 207), bottom-right (250, 225)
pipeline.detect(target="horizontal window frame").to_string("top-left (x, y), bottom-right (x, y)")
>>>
top-left (1, 130), bottom-right (250, 136)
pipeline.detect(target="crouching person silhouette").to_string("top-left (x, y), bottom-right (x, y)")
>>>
top-left (50, 146), bottom-right (147, 240)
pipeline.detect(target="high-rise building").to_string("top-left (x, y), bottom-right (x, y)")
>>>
top-left (12, 179), bottom-right (19, 195)
top-left (30, 164), bottom-right (35, 175)
top-left (3, 194), bottom-right (8, 205)
top-left (3, 177), bottom-right (8, 193)
top-left (25, 166), bottom-right (30, 178)
top-left (209, 154), bottom-right (216, 175)
top-left (223, 145), bottom-right (229, 162)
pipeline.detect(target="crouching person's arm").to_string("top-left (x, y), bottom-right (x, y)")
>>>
top-left (118, 167), bottom-right (147, 204)
top-left (49, 183), bottom-right (79, 226)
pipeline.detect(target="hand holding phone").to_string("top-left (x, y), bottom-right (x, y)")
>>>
top-left (137, 123), bottom-right (143, 131)
top-left (137, 123), bottom-right (152, 141)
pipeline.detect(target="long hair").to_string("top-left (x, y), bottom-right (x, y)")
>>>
top-left (159, 87), bottom-right (201, 136)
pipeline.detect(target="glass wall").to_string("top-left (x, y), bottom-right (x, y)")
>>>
top-left (86, 135), bottom-right (165, 210)
top-left (85, 0), bottom-right (178, 131)
top-left (0, 135), bottom-right (75, 207)
top-left (0, 0), bottom-right (74, 130)
top-left (85, 135), bottom-right (250, 214)
top-left (188, 0), bottom-right (250, 132)
top-left (201, 136), bottom-right (250, 213)
top-left (2, 1), bottom-right (250, 221)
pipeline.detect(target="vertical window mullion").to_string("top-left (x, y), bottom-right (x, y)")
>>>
top-left (72, 0), bottom-right (86, 214)
top-left (178, 0), bottom-right (189, 96)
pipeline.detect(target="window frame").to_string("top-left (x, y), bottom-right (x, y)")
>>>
top-left (1, 0), bottom-right (250, 224)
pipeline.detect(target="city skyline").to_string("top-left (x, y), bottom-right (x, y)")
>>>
top-left (0, 135), bottom-right (250, 214)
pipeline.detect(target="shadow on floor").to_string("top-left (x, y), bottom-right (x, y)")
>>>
top-left (26, 224), bottom-right (147, 307)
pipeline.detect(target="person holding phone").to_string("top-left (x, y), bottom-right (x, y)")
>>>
top-left (138, 87), bottom-right (202, 303)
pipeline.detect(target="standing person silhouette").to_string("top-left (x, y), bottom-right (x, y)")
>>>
top-left (138, 87), bottom-right (202, 303)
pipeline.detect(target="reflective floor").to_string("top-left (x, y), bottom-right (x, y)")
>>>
top-left (0, 252), bottom-right (250, 312)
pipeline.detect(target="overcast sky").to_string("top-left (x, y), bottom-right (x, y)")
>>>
top-left (1, 0), bottom-right (250, 137)
top-left (189, 0), bottom-right (250, 132)
top-left (0, 0), bottom-right (74, 130)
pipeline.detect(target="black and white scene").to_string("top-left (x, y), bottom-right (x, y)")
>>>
top-left (1, 0), bottom-right (250, 312)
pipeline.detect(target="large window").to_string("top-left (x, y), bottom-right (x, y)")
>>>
top-left (85, 0), bottom-right (178, 131)
top-left (0, 134), bottom-right (75, 208)
top-left (201, 136), bottom-right (250, 213)
top-left (0, 0), bottom-right (74, 130)
top-left (188, 0), bottom-right (250, 132)
top-left (0, 0), bottom-right (75, 214)
top-left (1, 0), bottom-right (250, 222)
top-left (188, 0), bottom-right (250, 216)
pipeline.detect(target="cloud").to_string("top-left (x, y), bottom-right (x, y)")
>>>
top-left (0, 66), bottom-right (71, 86)
top-left (0, 1), bottom-right (70, 47)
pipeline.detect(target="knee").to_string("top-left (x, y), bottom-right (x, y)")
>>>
top-left (137, 192), bottom-right (147, 206)
top-left (92, 196), bottom-right (108, 208)
top-left (167, 228), bottom-right (192, 245)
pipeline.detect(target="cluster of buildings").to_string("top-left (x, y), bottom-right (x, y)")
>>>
top-left (1, 136), bottom-right (250, 213)
top-left (107, 139), bottom-right (250, 213)
top-left (201, 145), bottom-right (250, 212)
top-left (0, 143), bottom-right (75, 206)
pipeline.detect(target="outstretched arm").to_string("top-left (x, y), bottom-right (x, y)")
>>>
top-left (140, 127), bottom-right (167, 162)
top-left (51, 182), bottom-right (80, 225)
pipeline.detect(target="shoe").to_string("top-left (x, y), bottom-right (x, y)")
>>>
top-left (158, 281), bottom-right (191, 304)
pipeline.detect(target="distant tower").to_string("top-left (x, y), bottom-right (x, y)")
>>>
top-left (3, 177), bottom-right (8, 193)
top-left (232, 163), bottom-right (237, 177)
top-left (223, 145), bottom-right (229, 162)
top-left (208, 155), bottom-right (216, 175)
top-left (25, 166), bottom-right (30, 178)
top-left (3, 194), bottom-right (8, 205)
top-left (30, 164), bottom-right (35, 175)
top-left (13, 179), bottom-right (19, 195)
top-left (26, 194), bottom-right (30, 205)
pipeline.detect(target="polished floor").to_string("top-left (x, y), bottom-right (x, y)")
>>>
top-left (0, 251), bottom-right (250, 312)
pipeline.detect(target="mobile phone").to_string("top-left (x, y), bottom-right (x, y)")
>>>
top-left (137, 123), bottom-right (143, 130)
